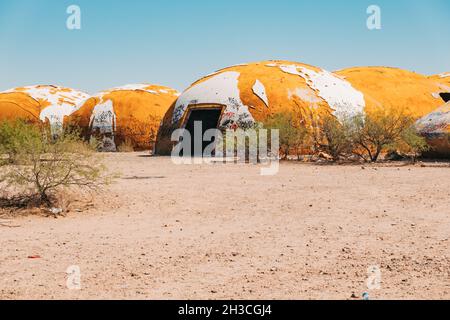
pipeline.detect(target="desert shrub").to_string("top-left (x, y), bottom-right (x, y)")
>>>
top-left (351, 110), bottom-right (418, 162)
top-left (117, 138), bottom-right (135, 152)
top-left (396, 127), bottom-right (430, 162)
top-left (263, 112), bottom-right (311, 160)
top-left (0, 119), bottom-right (42, 164)
top-left (0, 120), bottom-right (114, 208)
top-left (313, 114), bottom-right (356, 162)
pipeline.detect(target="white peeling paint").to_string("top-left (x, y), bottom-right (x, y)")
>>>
top-left (439, 73), bottom-right (450, 78)
top-left (173, 71), bottom-right (254, 128)
top-left (252, 80), bottom-right (269, 107)
top-left (89, 99), bottom-right (117, 151)
top-left (278, 64), bottom-right (366, 117)
top-left (89, 100), bottom-right (116, 133)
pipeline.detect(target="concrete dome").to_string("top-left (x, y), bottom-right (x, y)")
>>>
top-left (155, 60), bottom-right (366, 155)
top-left (416, 102), bottom-right (450, 156)
top-left (335, 67), bottom-right (445, 118)
top-left (0, 85), bottom-right (90, 128)
top-left (67, 84), bottom-right (179, 151)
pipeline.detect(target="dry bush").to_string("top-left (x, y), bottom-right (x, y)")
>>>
top-left (0, 120), bottom-right (115, 211)
top-left (117, 138), bottom-right (135, 152)
top-left (263, 112), bottom-right (311, 160)
top-left (352, 110), bottom-right (425, 162)
top-left (396, 126), bottom-right (430, 162)
top-left (312, 114), bottom-right (356, 162)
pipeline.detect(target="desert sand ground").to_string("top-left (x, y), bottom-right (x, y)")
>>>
top-left (0, 152), bottom-right (449, 300)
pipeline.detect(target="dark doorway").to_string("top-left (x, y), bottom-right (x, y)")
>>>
top-left (184, 108), bottom-right (222, 157)
top-left (440, 92), bottom-right (450, 103)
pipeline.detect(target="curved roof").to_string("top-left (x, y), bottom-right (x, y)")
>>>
top-left (429, 72), bottom-right (450, 88)
top-left (416, 102), bottom-right (450, 155)
top-left (0, 85), bottom-right (90, 126)
top-left (172, 60), bottom-right (366, 126)
top-left (335, 67), bottom-right (445, 118)
top-left (68, 84), bottom-right (179, 151)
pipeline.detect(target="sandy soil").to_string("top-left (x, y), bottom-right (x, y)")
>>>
top-left (0, 152), bottom-right (449, 300)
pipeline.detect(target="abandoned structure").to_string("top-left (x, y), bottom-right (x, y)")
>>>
top-left (155, 60), bottom-right (367, 155)
top-left (0, 85), bottom-right (90, 130)
top-left (67, 84), bottom-right (179, 151)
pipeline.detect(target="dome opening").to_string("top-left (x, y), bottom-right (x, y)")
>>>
top-left (440, 93), bottom-right (450, 103)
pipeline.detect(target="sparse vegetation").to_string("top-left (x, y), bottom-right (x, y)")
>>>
top-left (117, 138), bottom-right (135, 152)
top-left (351, 109), bottom-right (417, 162)
top-left (261, 108), bottom-right (430, 163)
top-left (263, 112), bottom-right (311, 160)
top-left (0, 120), bottom-right (114, 210)
top-left (396, 126), bottom-right (430, 162)
top-left (312, 113), bottom-right (355, 162)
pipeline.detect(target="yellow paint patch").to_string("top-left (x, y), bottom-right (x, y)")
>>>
top-left (0, 92), bottom-right (41, 122)
top-left (336, 67), bottom-right (444, 118)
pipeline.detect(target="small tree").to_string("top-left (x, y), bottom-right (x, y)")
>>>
top-left (313, 114), bottom-right (355, 162)
top-left (0, 120), bottom-right (113, 208)
top-left (352, 109), bottom-right (416, 162)
top-left (263, 112), bottom-right (310, 160)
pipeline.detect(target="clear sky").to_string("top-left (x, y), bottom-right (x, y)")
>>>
top-left (1, 0), bottom-right (449, 94)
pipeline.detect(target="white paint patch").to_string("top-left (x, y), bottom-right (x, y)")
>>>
top-left (416, 102), bottom-right (450, 135)
top-left (252, 80), bottom-right (269, 107)
top-left (173, 71), bottom-right (254, 128)
top-left (39, 104), bottom-right (79, 128)
top-left (89, 99), bottom-right (117, 151)
top-left (89, 100), bottom-right (116, 133)
top-left (278, 64), bottom-right (366, 117)
top-left (439, 73), bottom-right (450, 78)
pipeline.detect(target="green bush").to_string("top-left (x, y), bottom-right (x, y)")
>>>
top-left (0, 120), bottom-right (114, 208)
top-left (0, 120), bottom-right (42, 164)
top-left (263, 112), bottom-right (310, 160)
top-left (313, 114), bottom-right (356, 162)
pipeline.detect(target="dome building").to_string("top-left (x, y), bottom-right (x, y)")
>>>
top-left (155, 60), bottom-right (366, 155)
top-left (0, 85), bottom-right (90, 130)
top-left (67, 84), bottom-right (179, 151)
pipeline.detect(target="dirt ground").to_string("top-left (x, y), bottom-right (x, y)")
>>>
top-left (0, 152), bottom-right (449, 300)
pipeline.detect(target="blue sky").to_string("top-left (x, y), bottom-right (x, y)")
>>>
top-left (0, 0), bottom-right (449, 93)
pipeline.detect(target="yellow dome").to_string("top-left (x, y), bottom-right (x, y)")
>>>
top-left (416, 102), bottom-right (450, 156)
top-left (155, 60), bottom-right (366, 154)
top-left (67, 84), bottom-right (179, 151)
top-left (335, 67), bottom-right (445, 118)
top-left (0, 85), bottom-right (90, 127)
